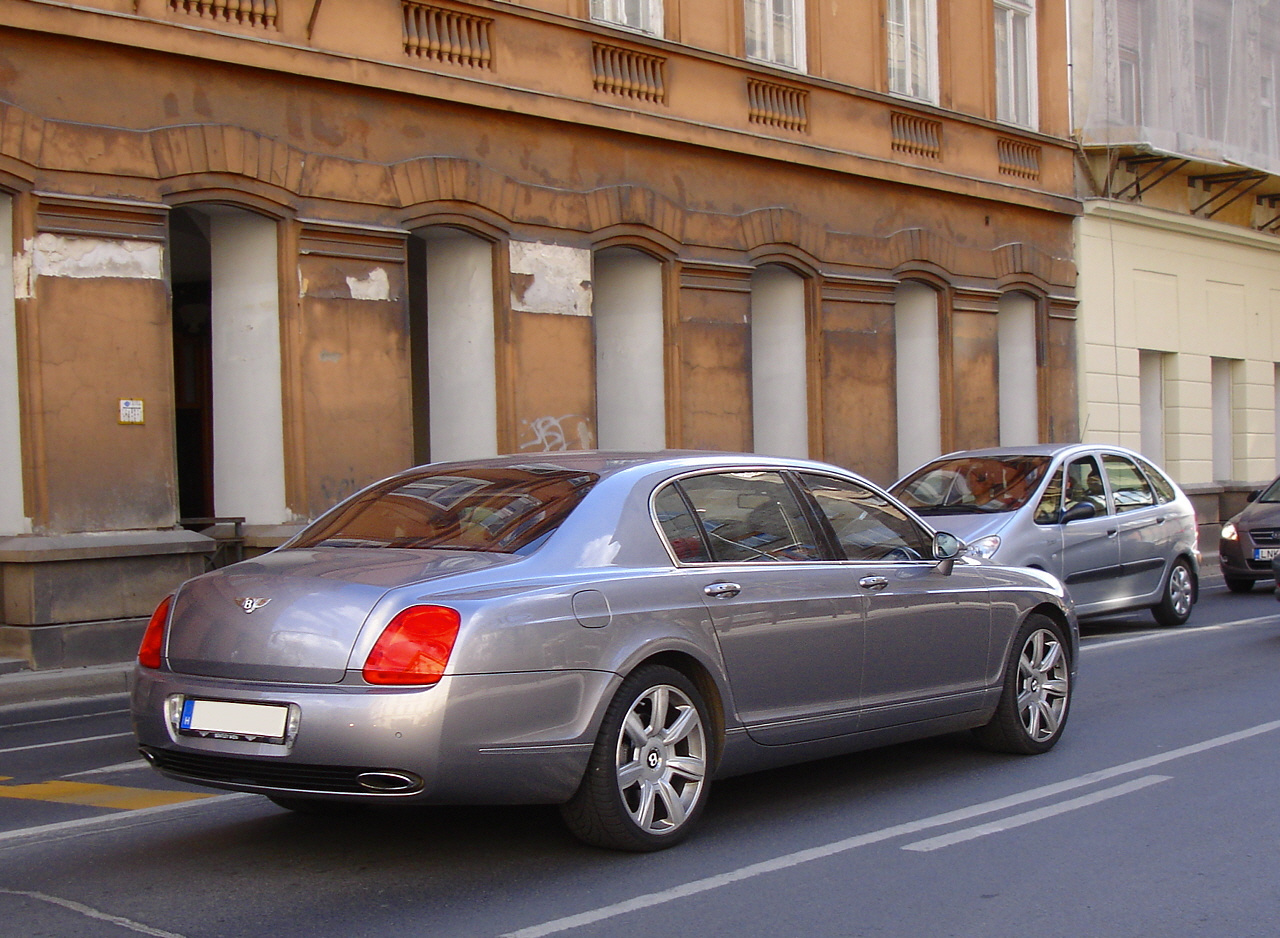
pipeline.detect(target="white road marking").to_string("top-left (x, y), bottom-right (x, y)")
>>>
top-left (0, 888), bottom-right (188, 938)
top-left (902, 775), bottom-right (1172, 851)
top-left (502, 719), bottom-right (1280, 938)
top-left (0, 793), bottom-right (255, 851)
top-left (1, 707), bottom-right (130, 730)
top-left (63, 759), bottom-right (151, 779)
top-left (0, 732), bottom-right (134, 755)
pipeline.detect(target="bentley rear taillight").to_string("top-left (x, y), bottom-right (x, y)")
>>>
top-left (138, 595), bottom-right (173, 669)
top-left (362, 605), bottom-right (461, 685)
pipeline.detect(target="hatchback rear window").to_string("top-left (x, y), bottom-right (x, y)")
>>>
top-left (290, 465), bottom-right (599, 554)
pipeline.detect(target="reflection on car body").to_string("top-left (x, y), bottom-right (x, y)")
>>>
top-left (893, 443), bottom-right (1199, 626)
top-left (132, 452), bottom-right (1077, 851)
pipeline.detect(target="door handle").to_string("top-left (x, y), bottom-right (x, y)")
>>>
top-left (859, 576), bottom-right (889, 592)
top-left (704, 582), bottom-right (742, 599)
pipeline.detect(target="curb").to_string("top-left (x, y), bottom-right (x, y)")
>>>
top-left (0, 662), bottom-right (132, 707)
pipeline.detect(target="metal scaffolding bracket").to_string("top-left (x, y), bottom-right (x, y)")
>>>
top-left (1188, 170), bottom-right (1270, 218)
top-left (1112, 155), bottom-right (1190, 201)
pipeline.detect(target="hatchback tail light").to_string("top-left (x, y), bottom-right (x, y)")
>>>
top-left (362, 605), bottom-right (461, 685)
top-left (138, 595), bottom-right (173, 669)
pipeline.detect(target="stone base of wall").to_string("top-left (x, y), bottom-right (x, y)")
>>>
top-left (0, 529), bottom-right (216, 669)
top-left (1183, 482), bottom-right (1266, 567)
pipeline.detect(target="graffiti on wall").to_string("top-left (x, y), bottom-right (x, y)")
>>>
top-left (519, 414), bottom-right (596, 452)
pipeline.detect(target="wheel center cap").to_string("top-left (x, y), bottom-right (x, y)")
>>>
top-left (1029, 678), bottom-right (1041, 693)
top-left (646, 749), bottom-right (661, 770)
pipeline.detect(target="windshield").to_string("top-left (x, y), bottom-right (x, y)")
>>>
top-left (289, 465), bottom-right (599, 554)
top-left (894, 455), bottom-right (1052, 515)
top-left (1258, 477), bottom-right (1280, 503)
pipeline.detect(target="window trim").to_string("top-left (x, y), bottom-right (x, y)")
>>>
top-left (744, 0), bottom-right (808, 74)
top-left (886, 0), bottom-right (939, 105)
top-left (993, 0), bottom-right (1038, 129)
top-left (589, 0), bottom-right (664, 38)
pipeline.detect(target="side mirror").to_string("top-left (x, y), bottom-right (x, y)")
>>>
top-left (1247, 489), bottom-right (1261, 503)
top-left (932, 531), bottom-right (962, 575)
top-left (1059, 502), bottom-right (1097, 524)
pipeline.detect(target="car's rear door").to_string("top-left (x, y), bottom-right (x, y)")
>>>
top-left (1102, 452), bottom-right (1169, 600)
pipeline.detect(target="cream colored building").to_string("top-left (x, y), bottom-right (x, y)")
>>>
top-left (1073, 0), bottom-right (1280, 533)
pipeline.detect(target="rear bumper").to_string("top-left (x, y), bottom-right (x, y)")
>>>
top-left (130, 665), bottom-right (615, 805)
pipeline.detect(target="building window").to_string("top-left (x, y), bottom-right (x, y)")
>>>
top-left (887, 0), bottom-right (937, 103)
top-left (590, 0), bottom-right (663, 37)
top-left (994, 0), bottom-right (1036, 127)
top-left (1117, 0), bottom-right (1147, 126)
top-left (745, 0), bottom-right (807, 72)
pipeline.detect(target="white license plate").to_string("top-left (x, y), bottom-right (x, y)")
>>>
top-left (1253, 548), bottom-right (1280, 561)
top-left (180, 698), bottom-right (289, 742)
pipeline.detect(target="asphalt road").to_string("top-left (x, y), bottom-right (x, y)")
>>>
top-left (1, 579), bottom-right (1277, 937)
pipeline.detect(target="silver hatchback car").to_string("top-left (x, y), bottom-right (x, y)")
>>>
top-left (892, 444), bottom-right (1199, 625)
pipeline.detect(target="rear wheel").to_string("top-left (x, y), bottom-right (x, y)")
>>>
top-left (560, 665), bottom-right (711, 851)
top-left (1151, 558), bottom-right (1195, 626)
top-left (1224, 575), bottom-right (1255, 594)
top-left (974, 614), bottom-right (1072, 755)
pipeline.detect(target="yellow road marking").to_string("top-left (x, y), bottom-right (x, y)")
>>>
top-left (0, 780), bottom-right (215, 810)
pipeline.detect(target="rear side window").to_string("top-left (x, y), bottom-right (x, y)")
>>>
top-left (657, 471), bottom-right (822, 563)
top-left (1135, 456), bottom-right (1178, 504)
top-left (1103, 454), bottom-right (1156, 513)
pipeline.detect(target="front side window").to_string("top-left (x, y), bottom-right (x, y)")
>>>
top-left (590, 0), bottom-right (663, 37)
top-left (994, 0), bottom-right (1036, 127)
top-left (802, 473), bottom-right (932, 561)
top-left (661, 471), bottom-right (821, 563)
top-left (289, 465), bottom-right (598, 554)
top-left (1064, 455), bottom-right (1108, 516)
top-left (745, 0), bottom-right (807, 71)
top-left (887, 0), bottom-right (937, 102)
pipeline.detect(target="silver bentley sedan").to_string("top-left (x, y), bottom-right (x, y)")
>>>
top-left (132, 452), bottom-right (1077, 851)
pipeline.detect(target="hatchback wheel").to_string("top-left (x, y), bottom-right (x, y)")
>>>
top-left (974, 614), bottom-right (1071, 755)
top-left (561, 665), bottom-right (711, 851)
top-left (1152, 559), bottom-right (1195, 626)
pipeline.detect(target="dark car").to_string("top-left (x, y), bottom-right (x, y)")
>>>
top-left (132, 451), bottom-right (1077, 851)
top-left (1219, 476), bottom-right (1280, 592)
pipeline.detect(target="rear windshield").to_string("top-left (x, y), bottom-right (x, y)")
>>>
top-left (893, 455), bottom-right (1052, 515)
top-left (289, 465), bottom-right (599, 554)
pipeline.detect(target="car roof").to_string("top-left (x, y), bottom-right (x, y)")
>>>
top-left (392, 450), bottom-right (875, 483)
top-left (925, 442), bottom-right (1151, 462)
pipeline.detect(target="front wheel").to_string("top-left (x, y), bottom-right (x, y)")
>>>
top-left (974, 614), bottom-right (1072, 755)
top-left (1151, 558), bottom-right (1196, 626)
top-left (560, 665), bottom-right (712, 851)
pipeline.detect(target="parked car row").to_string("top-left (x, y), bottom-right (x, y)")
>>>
top-left (129, 442), bottom-right (1217, 851)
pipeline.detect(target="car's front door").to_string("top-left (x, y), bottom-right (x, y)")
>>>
top-left (655, 471), bottom-right (864, 746)
top-left (1055, 453), bottom-right (1124, 613)
top-left (798, 473), bottom-right (993, 731)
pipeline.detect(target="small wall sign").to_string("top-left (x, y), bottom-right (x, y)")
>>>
top-left (119, 399), bottom-right (145, 425)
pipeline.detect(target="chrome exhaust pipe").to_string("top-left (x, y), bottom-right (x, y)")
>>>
top-left (356, 770), bottom-right (421, 793)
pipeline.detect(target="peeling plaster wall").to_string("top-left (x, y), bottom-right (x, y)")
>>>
top-left (18, 234), bottom-right (163, 297)
top-left (0, 195), bottom-right (27, 535)
top-left (509, 241), bottom-right (592, 316)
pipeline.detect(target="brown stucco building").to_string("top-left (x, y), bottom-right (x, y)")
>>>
top-left (0, 0), bottom-right (1079, 668)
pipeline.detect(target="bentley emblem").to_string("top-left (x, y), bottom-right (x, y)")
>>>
top-left (237, 597), bottom-right (272, 614)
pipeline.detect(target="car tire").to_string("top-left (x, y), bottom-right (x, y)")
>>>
top-left (1151, 558), bottom-right (1196, 626)
top-left (560, 664), bottom-right (712, 852)
top-left (1224, 575), bottom-right (1255, 594)
top-left (973, 614), bottom-right (1072, 756)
